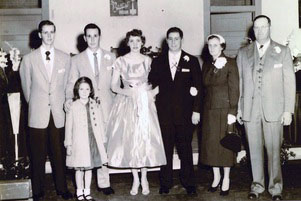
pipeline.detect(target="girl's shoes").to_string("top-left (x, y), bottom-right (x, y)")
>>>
top-left (76, 194), bottom-right (85, 201)
top-left (130, 180), bottom-right (140, 195)
top-left (141, 180), bottom-right (150, 195)
top-left (84, 194), bottom-right (95, 201)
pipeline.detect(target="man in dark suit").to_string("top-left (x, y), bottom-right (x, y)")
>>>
top-left (19, 20), bottom-right (72, 201)
top-left (148, 27), bottom-right (202, 195)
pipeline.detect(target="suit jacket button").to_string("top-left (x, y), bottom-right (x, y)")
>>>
top-left (48, 104), bottom-right (50, 106)
top-left (95, 124), bottom-right (97, 126)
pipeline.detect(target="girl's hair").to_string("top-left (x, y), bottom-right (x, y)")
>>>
top-left (73, 76), bottom-right (95, 101)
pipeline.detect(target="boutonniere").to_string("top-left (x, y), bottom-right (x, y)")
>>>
top-left (274, 46), bottom-right (281, 54)
top-left (190, 87), bottom-right (198, 96)
top-left (214, 57), bottom-right (227, 69)
top-left (104, 54), bottom-right (111, 60)
top-left (183, 55), bottom-right (190, 62)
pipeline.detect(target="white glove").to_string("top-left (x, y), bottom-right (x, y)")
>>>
top-left (192, 112), bottom-right (200, 125)
top-left (227, 114), bottom-right (236, 125)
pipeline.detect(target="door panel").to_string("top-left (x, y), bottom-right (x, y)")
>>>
top-left (211, 12), bottom-right (252, 57)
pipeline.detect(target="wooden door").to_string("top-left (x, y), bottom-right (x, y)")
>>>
top-left (210, 12), bottom-right (253, 57)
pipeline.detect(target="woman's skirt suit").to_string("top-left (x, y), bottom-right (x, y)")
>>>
top-left (200, 56), bottom-right (239, 167)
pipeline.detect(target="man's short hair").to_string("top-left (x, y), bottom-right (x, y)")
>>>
top-left (84, 23), bottom-right (101, 36)
top-left (166, 27), bottom-right (183, 39)
top-left (38, 20), bottom-right (56, 33)
top-left (253, 15), bottom-right (271, 25)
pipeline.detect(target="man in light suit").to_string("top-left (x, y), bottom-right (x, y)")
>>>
top-left (148, 27), bottom-right (202, 195)
top-left (19, 20), bottom-right (72, 201)
top-left (237, 15), bottom-right (296, 201)
top-left (65, 23), bottom-right (116, 195)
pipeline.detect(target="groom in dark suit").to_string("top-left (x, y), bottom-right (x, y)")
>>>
top-left (148, 27), bottom-right (202, 195)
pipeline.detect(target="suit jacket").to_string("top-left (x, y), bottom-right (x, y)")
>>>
top-left (202, 56), bottom-right (239, 116)
top-left (148, 50), bottom-right (202, 125)
top-left (64, 98), bottom-right (108, 167)
top-left (66, 49), bottom-right (116, 122)
top-left (237, 40), bottom-right (296, 121)
top-left (19, 47), bottom-right (70, 128)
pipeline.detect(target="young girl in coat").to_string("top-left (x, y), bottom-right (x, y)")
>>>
top-left (65, 77), bottom-right (107, 201)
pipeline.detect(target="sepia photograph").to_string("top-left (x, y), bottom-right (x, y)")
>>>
top-left (0, 0), bottom-right (300, 200)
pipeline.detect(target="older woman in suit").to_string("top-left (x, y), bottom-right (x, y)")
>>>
top-left (200, 34), bottom-right (239, 196)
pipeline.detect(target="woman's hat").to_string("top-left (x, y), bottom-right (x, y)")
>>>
top-left (207, 34), bottom-right (226, 44)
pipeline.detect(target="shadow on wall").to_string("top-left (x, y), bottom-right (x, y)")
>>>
top-left (76, 34), bottom-right (88, 53)
top-left (29, 29), bottom-right (41, 50)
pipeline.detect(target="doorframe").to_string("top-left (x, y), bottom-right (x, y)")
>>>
top-left (203, 0), bottom-right (262, 39)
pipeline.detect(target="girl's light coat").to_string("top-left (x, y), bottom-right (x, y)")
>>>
top-left (65, 98), bottom-right (108, 167)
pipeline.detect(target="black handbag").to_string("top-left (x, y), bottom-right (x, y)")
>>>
top-left (220, 123), bottom-right (241, 152)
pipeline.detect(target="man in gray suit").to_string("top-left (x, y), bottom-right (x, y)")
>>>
top-left (19, 20), bottom-right (72, 201)
top-left (65, 23), bottom-right (116, 195)
top-left (237, 15), bottom-right (296, 201)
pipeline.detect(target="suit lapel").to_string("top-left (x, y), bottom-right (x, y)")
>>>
top-left (246, 43), bottom-right (256, 83)
top-left (262, 40), bottom-right (276, 71)
top-left (35, 48), bottom-right (49, 82)
top-left (164, 53), bottom-right (174, 83)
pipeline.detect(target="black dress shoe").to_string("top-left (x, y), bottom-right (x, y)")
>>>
top-left (248, 192), bottom-right (258, 200)
top-left (208, 185), bottom-right (219, 193)
top-left (57, 191), bottom-right (73, 200)
top-left (220, 189), bottom-right (229, 196)
top-left (98, 187), bottom-right (115, 195)
top-left (186, 186), bottom-right (197, 195)
top-left (159, 186), bottom-right (170, 194)
top-left (272, 195), bottom-right (282, 200)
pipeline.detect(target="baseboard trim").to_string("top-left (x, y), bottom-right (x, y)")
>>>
top-left (45, 147), bottom-right (301, 174)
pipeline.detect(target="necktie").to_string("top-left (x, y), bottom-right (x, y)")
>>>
top-left (93, 53), bottom-right (99, 85)
top-left (45, 51), bottom-right (51, 81)
top-left (259, 45), bottom-right (264, 58)
top-left (46, 51), bottom-right (51, 61)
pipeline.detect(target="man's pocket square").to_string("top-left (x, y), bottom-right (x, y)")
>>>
top-left (182, 68), bottom-right (190, 72)
top-left (274, 64), bottom-right (283, 68)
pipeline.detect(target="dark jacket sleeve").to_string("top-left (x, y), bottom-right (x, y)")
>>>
top-left (227, 58), bottom-right (239, 115)
top-left (190, 56), bottom-right (203, 113)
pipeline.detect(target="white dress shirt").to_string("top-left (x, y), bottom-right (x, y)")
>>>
top-left (256, 39), bottom-right (270, 58)
top-left (168, 50), bottom-right (181, 80)
top-left (40, 46), bottom-right (54, 81)
top-left (86, 48), bottom-right (101, 74)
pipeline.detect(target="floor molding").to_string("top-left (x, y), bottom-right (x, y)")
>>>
top-left (45, 147), bottom-right (301, 174)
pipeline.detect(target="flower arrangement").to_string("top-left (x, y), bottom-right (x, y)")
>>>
top-left (0, 42), bottom-right (29, 180)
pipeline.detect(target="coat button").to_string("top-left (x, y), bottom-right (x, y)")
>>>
top-left (95, 124), bottom-right (97, 126)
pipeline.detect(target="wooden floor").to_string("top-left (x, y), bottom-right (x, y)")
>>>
top-left (40, 160), bottom-right (301, 201)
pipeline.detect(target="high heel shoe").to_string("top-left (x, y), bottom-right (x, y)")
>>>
top-left (141, 180), bottom-right (150, 195)
top-left (130, 180), bottom-right (140, 195)
top-left (220, 189), bottom-right (230, 196)
top-left (207, 180), bottom-right (221, 193)
top-left (220, 178), bottom-right (230, 196)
